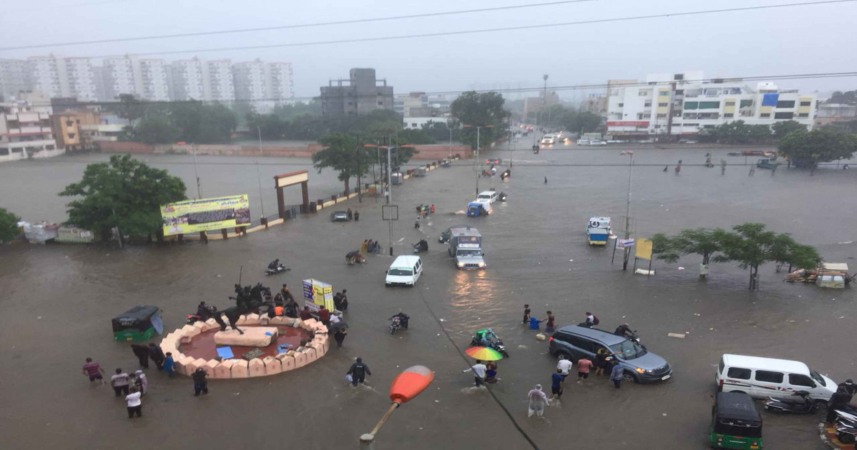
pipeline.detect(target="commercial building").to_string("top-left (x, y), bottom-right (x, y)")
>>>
top-left (606, 71), bottom-right (817, 137)
top-left (815, 103), bottom-right (857, 127)
top-left (0, 98), bottom-right (59, 163)
top-left (320, 68), bottom-right (394, 118)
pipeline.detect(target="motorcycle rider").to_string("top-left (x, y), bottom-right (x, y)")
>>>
top-left (267, 259), bottom-right (280, 271)
top-left (614, 323), bottom-right (634, 339)
top-left (827, 386), bottom-right (853, 423)
top-left (839, 379), bottom-right (856, 396)
top-left (414, 239), bottom-right (428, 253)
top-left (390, 311), bottom-right (409, 329)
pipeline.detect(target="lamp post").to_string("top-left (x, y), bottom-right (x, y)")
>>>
top-left (256, 127), bottom-right (265, 219)
top-left (462, 124), bottom-right (493, 196)
top-left (621, 150), bottom-right (634, 271)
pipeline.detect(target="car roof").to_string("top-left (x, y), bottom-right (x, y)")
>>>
top-left (391, 255), bottom-right (420, 266)
top-left (721, 354), bottom-right (810, 374)
top-left (478, 191), bottom-right (496, 196)
top-left (715, 392), bottom-right (762, 422)
top-left (555, 325), bottom-right (626, 346)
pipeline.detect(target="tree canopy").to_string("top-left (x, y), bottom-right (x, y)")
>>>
top-left (537, 104), bottom-right (603, 133)
top-left (121, 100), bottom-right (238, 145)
top-left (652, 223), bottom-right (820, 289)
top-left (60, 155), bottom-right (186, 242)
top-left (0, 207), bottom-right (20, 244)
top-left (777, 128), bottom-right (857, 169)
top-left (699, 120), bottom-right (773, 144)
top-left (771, 120), bottom-right (807, 141)
top-left (450, 91), bottom-right (510, 150)
top-left (311, 134), bottom-right (372, 195)
top-left (826, 90), bottom-right (857, 105)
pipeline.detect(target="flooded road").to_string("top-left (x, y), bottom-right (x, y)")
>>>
top-left (1, 142), bottom-right (856, 449)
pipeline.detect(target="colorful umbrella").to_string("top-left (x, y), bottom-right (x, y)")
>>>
top-left (464, 346), bottom-right (504, 361)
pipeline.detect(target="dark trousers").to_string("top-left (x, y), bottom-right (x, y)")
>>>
top-left (194, 382), bottom-right (208, 396)
top-left (334, 335), bottom-right (345, 348)
top-left (127, 405), bottom-right (142, 418)
top-left (352, 374), bottom-right (365, 386)
top-left (474, 376), bottom-right (485, 387)
top-left (151, 357), bottom-right (164, 370)
top-left (613, 379), bottom-right (622, 389)
top-left (827, 406), bottom-right (844, 423)
top-left (113, 385), bottom-right (130, 397)
top-left (136, 355), bottom-right (149, 369)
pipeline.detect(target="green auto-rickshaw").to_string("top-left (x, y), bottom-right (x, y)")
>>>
top-left (709, 391), bottom-right (763, 449)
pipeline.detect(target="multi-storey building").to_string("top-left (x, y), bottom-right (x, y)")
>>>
top-left (63, 58), bottom-right (97, 101)
top-left (102, 57), bottom-right (136, 100)
top-left (169, 58), bottom-right (206, 101)
top-left (320, 68), bottom-right (394, 118)
top-left (0, 59), bottom-right (30, 100)
top-left (0, 98), bottom-right (59, 162)
top-left (606, 71), bottom-right (817, 137)
top-left (233, 59), bottom-right (293, 112)
top-left (205, 60), bottom-right (235, 102)
top-left (136, 59), bottom-right (170, 101)
top-left (27, 56), bottom-right (64, 99)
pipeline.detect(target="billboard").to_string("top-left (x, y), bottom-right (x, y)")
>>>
top-left (161, 195), bottom-right (250, 236)
top-left (635, 238), bottom-right (653, 261)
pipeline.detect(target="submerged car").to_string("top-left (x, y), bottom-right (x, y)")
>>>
top-left (330, 211), bottom-right (349, 222)
top-left (548, 325), bottom-right (672, 383)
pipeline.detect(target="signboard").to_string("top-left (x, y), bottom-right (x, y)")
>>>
top-left (160, 195), bottom-right (250, 236)
top-left (635, 238), bottom-right (653, 261)
top-left (617, 238), bottom-right (635, 249)
top-left (302, 279), bottom-right (334, 313)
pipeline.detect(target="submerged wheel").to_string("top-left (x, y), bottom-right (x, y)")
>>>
top-left (838, 432), bottom-right (856, 444)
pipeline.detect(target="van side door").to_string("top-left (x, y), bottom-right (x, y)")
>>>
top-left (753, 370), bottom-right (786, 398)
top-left (787, 373), bottom-right (816, 396)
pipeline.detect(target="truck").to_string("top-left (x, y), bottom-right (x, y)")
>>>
top-left (586, 216), bottom-right (611, 246)
top-left (447, 226), bottom-right (486, 270)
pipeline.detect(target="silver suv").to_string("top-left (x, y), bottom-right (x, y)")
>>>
top-left (548, 325), bottom-right (672, 383)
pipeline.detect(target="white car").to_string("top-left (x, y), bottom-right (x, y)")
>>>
top-left (540, 135), bottom-right (555, 145)
top-left (476, 191), bottom-right (498, 204)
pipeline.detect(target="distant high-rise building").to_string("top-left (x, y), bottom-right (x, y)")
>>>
top-left (0, 59), bottom-right (30, 99)
top-left (170, 58), bottom-right (206, 101)
top-left (102, 57), bottom-right (136, 100)
top-left (24, 55), bottom-right (97, 101)
top-left (233, 59), bottom-right (293, 112)
top-left (136, 59), bottom-right (170, 101)
top-left (205, 60), bottom-right (234, 102)
top-left (320, 68), bottom-right (394, 118)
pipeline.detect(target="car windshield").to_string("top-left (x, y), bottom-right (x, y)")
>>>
top-left (457, 249), bottom-right (481, 257)
top-left (810, 370), bottom-right (826, 386)
top-left (609, 339), bottom-right (647, 360)
top-left (388, 268), bottom-right (412, 276)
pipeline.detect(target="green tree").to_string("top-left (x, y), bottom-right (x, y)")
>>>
top-left (0, 207), bottom-right (20, 244)
top-left (60, 155), bottom-right (186, 242)
top-left (114, 94), bottom-right (146, 126)
top-left (720, 223), bottom-right (820, 290)
top-left (771, 120), bottom-right (807, 141)
top-left (673, 228), bottom-right (730, 279)
top-left (450, 91), bottom-right (510, 150)
top-left (701, 121), bottom-right (773, 144)
top-left (133, 115), bottom-right (179, 144)
top-left (312, 134), bottom-right (372, 195)
top-left (778, 128), bottom-right (857, 171)
top-left (826, 90), bottom-right (857, 105)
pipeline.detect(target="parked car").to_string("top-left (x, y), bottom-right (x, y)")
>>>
top-left (330, 211), bottom-right (349, 222)
top-left (548, 325), bottom-right (672, 383)
top-left (476, 190), bottom-right (499, 204)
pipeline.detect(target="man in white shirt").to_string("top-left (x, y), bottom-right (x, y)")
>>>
top-left (125, 387), bottom-right (142, 418)
top-left (464, 360), bottom-right (488, 387)
top-left (557, 355), bottom-right (574, 380)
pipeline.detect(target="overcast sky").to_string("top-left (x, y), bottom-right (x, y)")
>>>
top-left (2, 0), bottom-right (856, 100)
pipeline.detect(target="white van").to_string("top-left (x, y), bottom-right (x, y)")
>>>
top-left (715, 354), bottom-right (837, 401)
top-left (477, 191), bottom-right (498, 204)
top-left (385, 255), bottom-right (423, 287)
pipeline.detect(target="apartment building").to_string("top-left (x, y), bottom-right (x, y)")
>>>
top-left (102, 57), bottom-right (136, 100)
top-left (0, 98), bottom-right (59, 162)
top-left (233, 59), bottom-right (293, 112)
top-left (205, 60), bottom-right (235, 102)
top-left (0, 59), bottom-right (30, 99)
top-left (606, 71), bottom-right (817, 136)
top-left (169, 58), bottom-right (207, 101)
top-left (136, 59), bottom-right (170, 101)
top-left (320, 68), bottom-right (394, 118)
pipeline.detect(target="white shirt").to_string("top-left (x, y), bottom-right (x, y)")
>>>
top-left (125, 392), bottom-right (141, 407)
top-left (329, 314), bottom-right (341, 324)
top-left (557, 359), bottom-right (573, 375)
top-left (467, 364), bottom-right (487, 378)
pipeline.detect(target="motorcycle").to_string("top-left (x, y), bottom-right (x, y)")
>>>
top-left (470, 328), bottom-right (510, 358)
top-left (265, 263), bottom-right (290, 276)
top-left (346, 251), bottom-right (367, 265)
top-left (764, 390), bottom-right (817, 414)
top-left (412, 240), bottom-right (429, 254)
top-left (835, 410), bottom-right (857, 444)
top-left (389, 314), bottom-right (410, 335)
top-left (186, 306), bottom-right (216, 325)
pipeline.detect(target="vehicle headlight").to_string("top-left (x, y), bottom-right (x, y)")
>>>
top-left (457, 262), bottom-right (464, 268)
top-left (478, 262), bottom-right (486, 267)
top-left (635, 368), bottom-right (646, 374)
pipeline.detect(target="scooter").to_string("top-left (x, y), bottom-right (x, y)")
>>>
top-left (412, 241), bottom-right (429, 254)
top-left (346, 251), bottom-right (367, 265)
top-left (186, 306), bottom-right (216, 325)
top-left (470, 328), bottom-right (510, 358)
top-left (835, 410), bottom-right (857, 444)
top-left (265, 264), bottom-right (290, 276)
top-left (764, 390), bottom-right (817, 414)
top-left (389, 314), bottom-right (410, 335)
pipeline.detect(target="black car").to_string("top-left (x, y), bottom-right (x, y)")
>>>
top-left (330, 211), bottom-right (349, 222)
top-left (548, 325), bottom-right (672, 383)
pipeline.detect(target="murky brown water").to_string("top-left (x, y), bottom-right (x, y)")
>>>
top-left (1, 143), bottom-right (855, 449)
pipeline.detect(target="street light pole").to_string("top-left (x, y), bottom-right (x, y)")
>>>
top-left (476, 126), bottom-right (481, 196)
top-left (622, 151), bottom-right (634, 271)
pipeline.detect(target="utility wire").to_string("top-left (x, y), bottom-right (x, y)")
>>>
top-left (62, 0), bottom-right (857, 59)
top-left (0, 0), bottom-right (596, 52)
top-left (67, 71), bottom-right (857, 106)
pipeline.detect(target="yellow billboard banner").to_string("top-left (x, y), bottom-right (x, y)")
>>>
top-left (636, 238), bottom-right (653, 261)
top-left (161, 194), bottom-right (250, 236)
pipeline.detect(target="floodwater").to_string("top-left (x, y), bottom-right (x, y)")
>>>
top-left (1, 141), bottom-right (856, 450)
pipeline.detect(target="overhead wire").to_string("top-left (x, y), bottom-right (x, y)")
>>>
top-left (57, 0), bottom-right (857, 59)
top-left (0, 0), bottom-right (596, 52)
